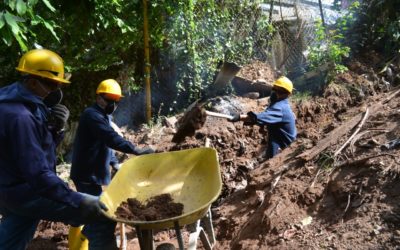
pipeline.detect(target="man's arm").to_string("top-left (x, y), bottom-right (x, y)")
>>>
top-left (255, 105), bottom-right (284, 125)
top-left (86, 111), bottom-right (152, 155)
top-left (11, 115), bottom-right (83, 208)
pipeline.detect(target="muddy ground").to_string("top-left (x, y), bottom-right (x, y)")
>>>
top-left (28, 53), bottom-right (400, 249)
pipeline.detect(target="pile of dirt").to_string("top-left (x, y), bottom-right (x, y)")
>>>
top-left (172, 102), bottom-right (207, 143)
top-left (212, 88), bottom-right (400, 249)
top-left (236, 60), bottom-right (276, 82)
top-left (30, 54), bottom-right (400, 249)
top-left (115, 194), bottom-right (184, 221)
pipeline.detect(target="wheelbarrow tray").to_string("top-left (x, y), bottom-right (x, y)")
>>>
top-left (100, 147), bottom-right (222, 230)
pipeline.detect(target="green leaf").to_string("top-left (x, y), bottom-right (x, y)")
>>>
top-left (0, 14), bottom-right (5, 29)
top-left (28, 0), bottom-right (39, 6)
top-left (1, 27), bottom-right (13, 46)
top-left (16, 0), bottom-right (27, 15)
top-left (15, 33), bottom-right (28, 51)
top-left (4, 11), bottom-right (20, 35)
top-left (42, 20), bottom-right (59, 41)
top-left (41, 0), bottom-right (56, 12)
top-left (8, 0), bottom-right (17, 11)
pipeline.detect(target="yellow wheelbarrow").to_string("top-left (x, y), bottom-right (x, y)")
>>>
top-left (100, 147), bottom-right (222, 249)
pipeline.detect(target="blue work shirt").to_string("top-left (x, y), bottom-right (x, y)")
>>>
top-left (253, 96), bottom-right (297, 158)
top-left (0, 82), bottom-right (83, 208)
top-left (71, 104), bottom-right (138, 186)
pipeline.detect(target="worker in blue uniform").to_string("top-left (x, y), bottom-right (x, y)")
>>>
top-left (70, 79), bottom-right (154, 247)
top-left (230, 76), bottom-right (297, 159)
top-left (0, 49), bottom-right (112, 250)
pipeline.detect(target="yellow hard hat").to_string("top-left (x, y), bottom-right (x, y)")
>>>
top-left (96, 79), bottom-right (123, 101)
top-left (273, 76), bottom-right (293, 94)
top-left (16, 49), bottom-right (70, 84)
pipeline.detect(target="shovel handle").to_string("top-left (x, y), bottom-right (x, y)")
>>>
top-left (205, 110), bottom-right (234, 120)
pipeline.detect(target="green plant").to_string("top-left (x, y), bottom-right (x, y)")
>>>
top-left (0, 0), bottom-right (59, 50)
top-left (349, 0), bottom-right (400, 55)
top-left (307, 19), bottom-right (351, 74)
top-left (292, 91), bottom-right (312, 101)
top-left (316, 152), bottom-right (335, 170)
top-left (308, 2), bottom-right (360, 75)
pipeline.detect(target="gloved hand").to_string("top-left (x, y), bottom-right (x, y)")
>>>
top-left (79, 195), bottom-right (109, 223)
top-left (48, 104), bottom-right (69, 132)
top-left (228, 113), bottom-right (241, 122)
top-left (134, 147), bottom-right (155, 155)
top-left (243, 111), bottom-right (257, 126)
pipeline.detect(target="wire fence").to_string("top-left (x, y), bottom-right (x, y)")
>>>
top-left (116, 1), bottom-right (342, 125)
top-left (188, 0), bottom-right (340, 82)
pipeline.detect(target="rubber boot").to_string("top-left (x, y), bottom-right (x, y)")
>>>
top-left (68, 226), bottom-right (89, 250)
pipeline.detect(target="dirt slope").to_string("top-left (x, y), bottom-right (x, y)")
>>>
top-left (28, 57), bottom-right (400, 249)
top-left (213, 88), bottom-right (400, 249)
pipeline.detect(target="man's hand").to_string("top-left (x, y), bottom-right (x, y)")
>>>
top-left (48, 104), bottom-right (69, 132)
top-left (79, 194), bottom-right (109, 223)
top-left (134, 147), bottom-right (155, 155)
top-left (243, 111), bottom-right (257, 126)
top-left (228, 113), bottom-right (241, 122)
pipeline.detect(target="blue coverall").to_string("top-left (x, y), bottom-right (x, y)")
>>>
top-left (0, 82), bottom-right (117, 250)
top-left (71, 104), bottom-right (139, 242)
top-left (252, 95), bottom-right (297, 158)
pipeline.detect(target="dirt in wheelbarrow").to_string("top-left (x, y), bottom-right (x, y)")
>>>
top-left (115, 194), bottom-right (184, 221)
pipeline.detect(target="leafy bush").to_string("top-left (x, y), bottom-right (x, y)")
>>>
top-left (308, 19), bottom-right (351, 74)
top-left (0, 0), bottom-right (273, 121)
top-left (307, 2), bottom-right (360, 75)
top-left (347, 0), bottom-right (400, 55)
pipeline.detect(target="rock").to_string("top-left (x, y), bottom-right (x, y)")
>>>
top-left (254, 78), bottom-right (268, 85)
top-left (162, 116), bottom-right (177, 128)
top-left (242, 92), bottom-right (260, 99)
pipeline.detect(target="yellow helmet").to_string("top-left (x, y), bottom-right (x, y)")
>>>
top-left (16, 49), bottom-right (70, 84)
top-left (96, 79), bottom-right (123, 101)
top-left (273, 76), bottom-right (293, 94)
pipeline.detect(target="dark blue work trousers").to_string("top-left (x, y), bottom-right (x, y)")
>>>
top-left (74, 181), bottom-right (117, 250)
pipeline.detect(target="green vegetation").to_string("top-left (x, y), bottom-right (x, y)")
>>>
top-left (316, 152), bottom-right (335, 170)
top-left (0, 0), bottom-right (399, 122)
top-left (348, 0), bottom-right (400, 56)
top-left (0, 0), bottom-right (272, 120)
top-left (292, 91), bottom-right (312, 102)
top-left (308, 2), bottom-right (360, 76)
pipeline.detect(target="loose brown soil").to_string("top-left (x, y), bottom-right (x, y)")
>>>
top-left (115, 194), bottom-right (184, 221)
top-left (28, 56), bottom-right (400, 249)
top-left (172, 103), bottom-right (207, 143)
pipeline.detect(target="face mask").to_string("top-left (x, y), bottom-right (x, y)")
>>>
top-left (269, 91), bottom-right (278, 103)
top-left (104, 102), bottom-right (117, 114)
top-left (36, 80), bottom-right (51, 97)
top-left (43, 89), bottom-right (63, 107)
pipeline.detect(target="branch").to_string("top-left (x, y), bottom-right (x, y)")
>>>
top-left (334, 108), bottom-right (369, 157)
top-left (333, 153), bottom-right (399, 169)
top-left (349, 129), bottom-right (388, 155)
